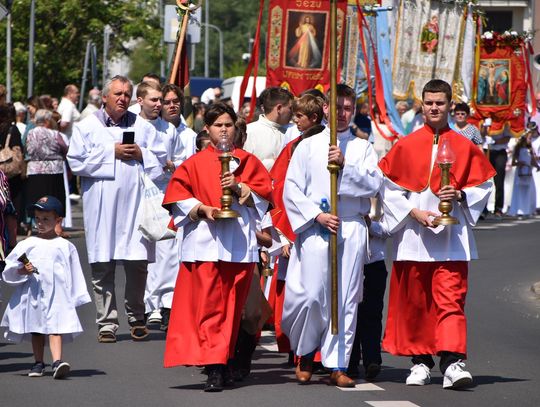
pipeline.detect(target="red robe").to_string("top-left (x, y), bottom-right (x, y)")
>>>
top-left (378, 125), bottom-right (495, 358)
top-left (162, 145), bottom-right (272, 367)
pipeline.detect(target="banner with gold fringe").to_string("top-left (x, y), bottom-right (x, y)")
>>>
top-left (265, 0), bottom-right (348, 95)
top-left (470, 31), bottom-right (529, 136)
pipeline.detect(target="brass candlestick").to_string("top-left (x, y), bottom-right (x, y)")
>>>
top-left (214, 151), bottom-right (240, 219)
top-left (432, 162), bottom-right (459, 226)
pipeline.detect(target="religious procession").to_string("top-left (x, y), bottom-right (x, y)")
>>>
top-left (0, 1), bottom-right (539, 406)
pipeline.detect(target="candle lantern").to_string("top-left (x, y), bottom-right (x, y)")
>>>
top-left (433, 135), bottom-right (459, 226)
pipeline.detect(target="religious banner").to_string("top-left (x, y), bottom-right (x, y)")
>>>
top-left (392, 0), bottom-right (466, 100)
top-left (470, 31), bottom-right (530, 135)
top-left (266, 0), bottom-right (348, 95)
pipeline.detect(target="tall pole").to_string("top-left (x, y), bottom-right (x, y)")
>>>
top-left (204, 0), bottom-right (209, 77)
top-left (159, 0), bottom-right (165, 79)
top-left (79, 40), bottom-right (91, 112)
top-left (328, 0), bottom-right (340, 335)
top-left (201, 23), bottom-right (223, 79)
top-left (27, 0), bottom-right (36, 98)
top-left (102, 25), bottom-right (111, 87)
top-left (6, 11), bottom-right (12, 102)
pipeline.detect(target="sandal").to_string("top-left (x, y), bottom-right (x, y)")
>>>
top-left (130, 325), bottom-right (149, 341)
top-left (98, 331), bottom-right (117, 343)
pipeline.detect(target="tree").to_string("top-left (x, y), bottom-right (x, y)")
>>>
top-left (0, 0), bottom-right (162, 101)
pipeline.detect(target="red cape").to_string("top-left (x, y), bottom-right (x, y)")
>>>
top-left (378, 125), bottom-right (496, 193)
top-left (269, 137), bottom-right (300, 243)
top-left (163, 144), bottom-right (273, 209)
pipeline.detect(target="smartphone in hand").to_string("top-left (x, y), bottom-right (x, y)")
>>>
top-left (122, 131), bottom-right (135, 144)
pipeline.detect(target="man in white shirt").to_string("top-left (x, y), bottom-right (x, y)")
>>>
top-left (137, 81), bottom-right (184, 331)
top-left (57, 84), bottom-right (81, 137)
top-left (160, 84), bottom-right (197, 162)
top-left (244, 87), bottom-right (293, 171)
top-left (67, 75), bottom-right (167, 344)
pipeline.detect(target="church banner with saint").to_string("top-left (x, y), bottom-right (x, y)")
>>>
top-left (470, 32), bottom-right (529, 135)
top-left (266, 0), bottom-right (348, 95)
top-left (392, 0), bottom-right (465, 100)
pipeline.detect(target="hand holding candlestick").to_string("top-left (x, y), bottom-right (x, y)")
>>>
top-left (215, 135), bottom-right (240, 219)
top-left (18, 253), bottom-right (39, 274)
top-left (433, 136), bottom-right (459, 226)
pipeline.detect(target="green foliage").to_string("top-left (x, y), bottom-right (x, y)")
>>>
top-left (0, 0), bottom-right (161, 101)
top-left (185, 0), bottom-right (267, 79)
top-left (0, 0), bottom-right (268, 101)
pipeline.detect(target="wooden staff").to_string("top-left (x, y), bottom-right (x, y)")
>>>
top-left (328, 0), bottom-right (340, 335)
top-left (168, 1), bottom-right (199, 84)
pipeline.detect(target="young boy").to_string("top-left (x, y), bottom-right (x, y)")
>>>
top-left (1, 196), bottom-right (91, 379)
top-left (281, 84), bottom-right (382, 387)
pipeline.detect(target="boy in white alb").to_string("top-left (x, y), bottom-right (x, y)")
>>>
top-left (281, 84), bottom-right (382, 387)
top-left (1, 196), bottom-right (91, 379)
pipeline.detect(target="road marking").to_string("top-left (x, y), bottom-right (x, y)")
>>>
top-left (259, 343), bottom-right (279, 352)
top-left (337, 382), bottom-right (384, 391)
top-left (365, 402), bottom-right (420, 407)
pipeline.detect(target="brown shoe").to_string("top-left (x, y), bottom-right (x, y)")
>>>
top-left (330, 370), bottom-right (356, 388)
top-left (295, 355), bottom-right (314, 384)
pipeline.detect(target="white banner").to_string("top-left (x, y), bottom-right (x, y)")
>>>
top-left (393, 0), bottom-right (465, 99)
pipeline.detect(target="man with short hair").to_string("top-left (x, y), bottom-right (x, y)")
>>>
top-left (128, 73), bottom-right (162, 115)
top-left (379, 79), bottom-right (495, 389)
top-left (160, 83), bottom-right (197, 161)
top-left (244, 87), bottom-right (294, 171)
top-left (67, 75), bottom-right (167, 343)
top-left (80, 88), bottom-right (102, 121)
top-left (57, 84), bottom-right (81, 137)
top-left (282, 84), bottom-right (382, 387)
top-left (137, 81), bottom-right (184, 331)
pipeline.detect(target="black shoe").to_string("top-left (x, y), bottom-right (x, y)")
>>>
top-left (52, 360), bottom-right (71, 379)
top-left (204, 365), bottom-right (224, 392)
top-left (160, 308), bottom-right (170, 332)
top-left (223, 363), bottom-right (235, 387)
top-left (28, 361), bottom-right (45, 377)
top-left (364, 363), bottom-right (381, 382)
top-left (347, 363), bottom-right (360, 379)
top-left (287, 351), bottom-right (295, 367)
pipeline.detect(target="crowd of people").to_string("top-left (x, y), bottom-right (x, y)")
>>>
top-left (0, 76), bottom-right (535, 394)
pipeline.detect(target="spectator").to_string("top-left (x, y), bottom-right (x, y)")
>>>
top-left (13, 102), bottom-right (27, 136)
top-left (200, 86), bottom-right (222, 105)
top-left (80, 89), bottom-right (102, 121)
top-left (24, 109), bottom-right (68, 236)
top-left (453, 103), bottom-right (483, 146)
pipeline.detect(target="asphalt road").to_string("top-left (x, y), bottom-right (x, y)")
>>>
top-left (1, 214), bottom-right (539, 407)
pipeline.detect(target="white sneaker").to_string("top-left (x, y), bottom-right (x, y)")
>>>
top-left (405, 363), bottom-right (431, 385)
top-left (443, 360), bottom-right (473, 389)
top-left (147, 309), bottom-right (162, 324)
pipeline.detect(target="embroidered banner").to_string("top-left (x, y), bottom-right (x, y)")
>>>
top-left (266, 0), bottom-right (348, 95)
top-left (470, 33), bottom-right (528, 135)
top-left (392, 0), bottom-right (465, 100)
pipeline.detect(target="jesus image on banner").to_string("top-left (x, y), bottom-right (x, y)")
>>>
top-left (286, 12), bottom-right (324, 69)
top-left (477, 59), bottom-right (510, 106)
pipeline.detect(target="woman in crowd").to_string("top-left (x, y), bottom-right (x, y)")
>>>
top-left (24, 109), bottom-right (68, 235)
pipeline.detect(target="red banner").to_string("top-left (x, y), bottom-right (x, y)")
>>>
top-left (470, 35), bottom-right (528, 136)
top-left (265, 0), bottom-right (347, 95)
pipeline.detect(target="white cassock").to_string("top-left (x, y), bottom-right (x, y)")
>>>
top-left (144, 117), bottom-right (188, 313)
top-left (1, 237), bottom-right (91, 343)
top-left (281, 127), bottom-right (382, 368)
top-left (244, 115), bottom-right (286, 171)
top-left (67, 113), bottom-right (167, 264)
top-left (380, 147), bottom-right (493, 261)
top-left (177, 122), bottom-right (197, 161)
top-left (507, 147), bottom-right (536, 217)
